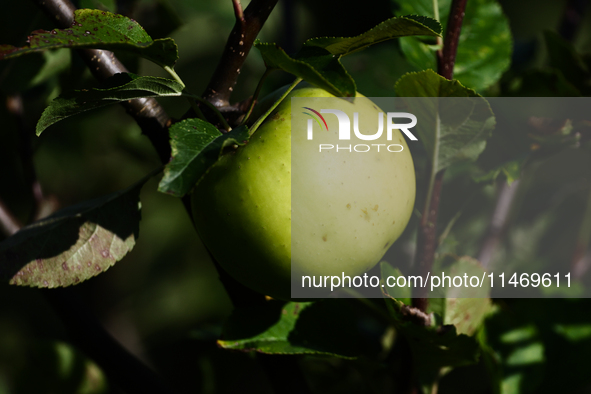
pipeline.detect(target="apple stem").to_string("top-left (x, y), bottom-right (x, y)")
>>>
top-left (248, 77), bottom-right (303, 136)
top-left (412, 0), bottom-right (469, 312)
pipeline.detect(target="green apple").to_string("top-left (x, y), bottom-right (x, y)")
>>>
top-left (191, 86), bottom-right (415, 300)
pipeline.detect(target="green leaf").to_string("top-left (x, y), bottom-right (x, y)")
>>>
top-left (0, 9), bottom-right (178, 68)
top-left (255, 42), bottom-right (356, 97)
top-left (36, 73), bottom-right (184, 135)
top-left (0, 171), bottom-right (156, 288)
top-left (304, 15), bottom-right (441, 56)
top-left (395, 70), bottom-right (496, 172)
top-left (395, 0), bottom-right (512, 92)
top-left (158, 121), bottom-right (250, 197)
top-left (219, 299), bottom-right (386, 358)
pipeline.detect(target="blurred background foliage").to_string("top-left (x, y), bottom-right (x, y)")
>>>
top-left (1, 0), bottom-right (591, 393)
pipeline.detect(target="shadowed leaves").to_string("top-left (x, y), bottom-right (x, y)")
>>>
top-left (0, 172), bottom-right (156, 288)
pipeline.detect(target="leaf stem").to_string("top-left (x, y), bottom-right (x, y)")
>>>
top-left (241, 68), bottom-right (274, 126)
top-left (163, 66), bottom-right (186, 89)
top-left (162, 66), bottom-right (214, 126)
top-left (433, 0), bottom-right (443, 48)
top-left (248, 77), bottom-right (302, 136)
top-left (432, 0), bottom-right (440, 22)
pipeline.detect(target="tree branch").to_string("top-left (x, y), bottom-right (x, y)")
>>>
top-left (412, 0), bottom-right (469, 312)
top-left (202, 0), bottom-right (278, 107)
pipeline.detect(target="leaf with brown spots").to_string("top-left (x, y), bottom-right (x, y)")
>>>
top-left (0, 171), bottom-right (157, 288)
top-left (0, 9), bottom-right (178, 68)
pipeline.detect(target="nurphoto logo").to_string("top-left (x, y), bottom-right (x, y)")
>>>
top-left (302, 107), bottom-right (418, 153)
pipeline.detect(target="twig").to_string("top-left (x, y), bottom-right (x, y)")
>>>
top-left (0, 199), bottom-right (21, 237)
top-left (6, 95), bottom-right (45, 219)
top-left (478, 180), bottom-right (520, 268)
top-left (202, 0), bottom-right (279, 107)
top-left (412, 0), bottom-right (469, 312)
top-left (232, 0), bottom-right (245, 23)
top-left (241, 68), bottom-right (274, 125)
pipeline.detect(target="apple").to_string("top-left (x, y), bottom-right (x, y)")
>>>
top-left (191, 85), bottom-right (415, 300)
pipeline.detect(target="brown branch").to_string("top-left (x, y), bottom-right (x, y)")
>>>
top-left (412, 0), bottom-right (469, 312)
top-left (437, 0), bottom-right (468, 81)
top-left (202, 0), bottom-right (278, 107)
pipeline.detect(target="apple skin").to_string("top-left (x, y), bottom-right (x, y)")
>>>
top-left (191, 86), bottom-right (415, 300)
